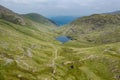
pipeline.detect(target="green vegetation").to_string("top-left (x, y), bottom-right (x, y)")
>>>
top-left (59, 14), bottom-right (120, 45)
top-left (0, 5), bottom-right (120, 80)
top-left (23, 13), bottom-right (57, 27)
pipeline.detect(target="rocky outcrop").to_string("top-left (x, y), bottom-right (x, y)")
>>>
top-left (0, 5), bottom-right (26, 25)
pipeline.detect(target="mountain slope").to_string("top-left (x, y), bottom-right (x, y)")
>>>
top-left (0, 5), bottom-right (59, 80)
top-left (60, 14), bottom-right (120, 44)
top-left (0, 19), bottom-right (58, 80)
top-left (0, 5), bottom-right (26, 25)
top-left (23, 13), bottom-right (57, 27)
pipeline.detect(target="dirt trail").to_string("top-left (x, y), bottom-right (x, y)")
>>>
top-left (50, 44), bottom-right (58, 74)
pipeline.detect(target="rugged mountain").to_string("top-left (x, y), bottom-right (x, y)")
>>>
top-left (50, 16), bottom-right (78, 26)
top-left (0, 5), bottom-right (26, 25)
top-left (23, 13), bottom-right (57, 26)
top-left (60, 14), bottom-right (120, 44)
top-left (0, 5), bottom-right (120, 80)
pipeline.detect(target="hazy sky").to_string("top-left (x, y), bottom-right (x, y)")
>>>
top-left (0, 0), bottom-right (120, 17)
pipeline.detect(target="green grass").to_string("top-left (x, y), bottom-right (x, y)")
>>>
top-left (23, 13), bottom-right (57, 27)
top-left (0, 17), bottom-right (120, 80)
top-left (58, 14), bottom-right (120, 45)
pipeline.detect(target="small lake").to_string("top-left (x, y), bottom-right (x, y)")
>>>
top-left (56, 36), bottom-right (71, 43)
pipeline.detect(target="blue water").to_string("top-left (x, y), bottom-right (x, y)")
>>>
top-left (56, 36), bottom-right (71, 43)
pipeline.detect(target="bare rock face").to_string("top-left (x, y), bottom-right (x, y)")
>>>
top-left (0, 5), bottom-right (26, 25)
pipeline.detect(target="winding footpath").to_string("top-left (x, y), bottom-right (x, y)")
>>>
top-left (50, 44), bottom-right (58, 74)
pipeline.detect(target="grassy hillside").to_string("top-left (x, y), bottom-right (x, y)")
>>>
top-left (0, 19), bottom-right (58, 80)
top-left (1, 19), bottom-right (120, 80)
top-left (0, 5), bottom-right (120, 80)
top-left (59, 14), bottom-right (120, 45)
top-left (23, 13), bottom-right (57, 27)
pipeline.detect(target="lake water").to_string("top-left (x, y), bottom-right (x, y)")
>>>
top-left (56, 36), bottom-right (71, 43)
